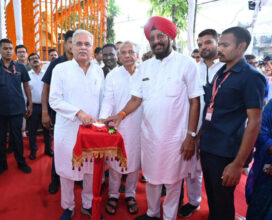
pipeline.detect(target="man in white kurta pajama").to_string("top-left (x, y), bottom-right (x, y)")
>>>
top-left (105, 17), bottom-right (204, 220)
top-left (49, 30), bottom-right (104, 220)
top-left (100, 41), bottom-right (141, 215)
top-left (178, 29), bottom-right (225, 218)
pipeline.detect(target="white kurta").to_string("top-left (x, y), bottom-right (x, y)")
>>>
top-left (99, 66), bottom-right (142, 174)
top-left (28, 68), bottom-right (45, 104)
top-left (189, 59), bottom-right (225, 178)
top-left (131, 51), bottom-right (204, 185)
top-left (49, 59), bottom-right (104, 181)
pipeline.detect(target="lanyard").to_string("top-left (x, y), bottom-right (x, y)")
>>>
top-left (209, 72), bottom-right (231, 108)
top-left (2, 64), bottom-right (16, 75)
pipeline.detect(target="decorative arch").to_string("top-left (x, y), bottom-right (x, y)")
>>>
top-left (5, 0), bottom-right (108, 60)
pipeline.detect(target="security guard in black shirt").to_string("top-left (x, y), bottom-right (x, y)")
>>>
top-left (0, 39), bottom-right (33, 174)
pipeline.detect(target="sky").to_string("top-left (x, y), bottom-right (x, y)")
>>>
top-left (114, 0), bottom-right (272, 55)
top-left (114, 0), bottom-right (151, 53)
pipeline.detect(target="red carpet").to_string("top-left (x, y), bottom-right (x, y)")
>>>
top-left (0, 137), bottom-right (247, 220)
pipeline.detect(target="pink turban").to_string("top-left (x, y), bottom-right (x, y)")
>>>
top-left (144, 16), bottom-right (177, 40)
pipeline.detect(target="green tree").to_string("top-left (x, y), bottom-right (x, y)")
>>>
top-left (145, 0), bottom-right (189, 46)
top-left (107, 0), bottom-right (120, 43)
top-left (147, 0), bottom-right (188, 30)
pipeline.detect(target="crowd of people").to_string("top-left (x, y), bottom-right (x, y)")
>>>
top-left (0, 15), bottom-right (271, 220)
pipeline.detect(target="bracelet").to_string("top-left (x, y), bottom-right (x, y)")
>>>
top-left (118, 111), bottom-right (127, 119)
top-left (42, 112), bottom-right (49, 117)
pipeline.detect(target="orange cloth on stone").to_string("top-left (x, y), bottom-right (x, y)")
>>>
top-left (144, 16), bottom-right (177, 40)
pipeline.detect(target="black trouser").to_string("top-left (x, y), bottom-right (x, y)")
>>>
top-left (48, 107), bottom-right (59, 184)
top-left (27, 104), bottom-right (52, 153)
top-left (179, 179), bottom-right (184, 206)
top-left (51, 156), bottom-right (60, 184)
top-left (200, 151), bottom-right (236, 220)
top-left (0, 114), bottom-right (26, 166)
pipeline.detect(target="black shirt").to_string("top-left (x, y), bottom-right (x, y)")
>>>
top-left (0, 59), bottom-right (30, 116)
top-left (42, 54), bottom-right (68, 84)
top-left (41, 54), bottom-right (68, 122)
top-left (200, 58), bottom-right (266, 158)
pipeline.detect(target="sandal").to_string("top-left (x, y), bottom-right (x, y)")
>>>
top-left (125, 197), bottom-right (138, 214)
top-left (105, 197), bottom-right (118, 215)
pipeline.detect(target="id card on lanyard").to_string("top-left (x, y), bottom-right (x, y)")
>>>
top-left (205, 72), bottom-right (231, 121)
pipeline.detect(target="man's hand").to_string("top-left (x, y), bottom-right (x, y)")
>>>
top-left (97, 119), bottom-right (106, 124)
top-left (222, 162), bottom-right (243, 187)
top-left (42, 113), bottom-right (52, 130)
top-left (104, 114), bottom-right (123, 128)
top-left (76, 110), bottom-right (96, 125)
top-left (180, 136), bottom-right (195, 161)
top-left (24, 104), bottom-right (33, 118)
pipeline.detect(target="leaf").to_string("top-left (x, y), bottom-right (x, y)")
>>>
top-left (108, 128), bottom-right (117, 134)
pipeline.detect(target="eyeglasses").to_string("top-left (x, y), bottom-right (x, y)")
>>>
top-left (29, 56), bottom-right (39, 61)
top-left (120, 50), bottom-right (136, 56)
top-left (75, 42), bottom-right (92, 48)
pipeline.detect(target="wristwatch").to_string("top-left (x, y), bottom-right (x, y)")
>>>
top-left (187, 130), bottom-right (197, 137)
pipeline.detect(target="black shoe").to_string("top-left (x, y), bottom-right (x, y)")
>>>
top-left (178, 203), bottom-right (200, 218)
top-left (29, 152), bottom-right (36, 160)
top-left (119, 182), bottom-right (126, 193)
top-left (45, 150), bottom-right (54, 157)
top-left (49, 181), bottom-right (59, 194)
top-left (134, 213), bottom-right (160, 220)
top-left (18, 163), bottom-right (32, 174)
top-left (60, 209), bottom-right (74, 220)
top-left (81, 206), bottom-right (92, 217)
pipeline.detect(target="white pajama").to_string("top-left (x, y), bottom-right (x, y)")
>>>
top-left (60, 174), bottom-right (93, 211)
top-left (108, 168), bottom-right (139, 199)
top-left (146, 180), bottom-right (182, 220)
top-left (183, 59), bottom-right (224, 207)
top-left (185, 169), bottom-right (202, 206)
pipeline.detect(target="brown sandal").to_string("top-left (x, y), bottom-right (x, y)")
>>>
top-left (125, 197), bottom-right (138, 214)
top-left (105, 197), bottom-right (118, 215)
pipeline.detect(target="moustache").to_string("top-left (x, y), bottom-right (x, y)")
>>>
top-left (201, 49), bottom-right (209, 53)
top-left (218, 52), bottom-right (224, 57)
top-left (152, 43), bottom-right (164, 50)
top-left (79, 50), bottom-right (88, 54)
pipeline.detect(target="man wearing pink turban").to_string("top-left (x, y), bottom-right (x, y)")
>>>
top-left (105, 16), bottom-right (204, 220)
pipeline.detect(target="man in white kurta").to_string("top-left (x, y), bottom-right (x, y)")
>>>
top-left (105, 17), bottom-right (204, 220)
top-left (49, 30), bottom-right (104, 220)
top-left (178, 29), bottom-right (225, 218)
top-left (99, 41), bottom-right (141, 215)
